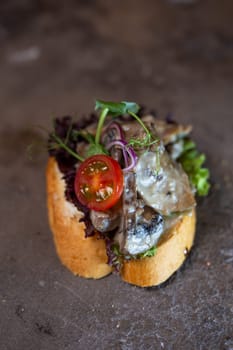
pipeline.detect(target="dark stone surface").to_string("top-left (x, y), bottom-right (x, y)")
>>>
top-left (0, 1), bottom-right (233, 349)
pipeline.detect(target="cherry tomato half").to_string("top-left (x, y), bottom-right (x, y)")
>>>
top-left (74, 155), bottom-right (123, 211)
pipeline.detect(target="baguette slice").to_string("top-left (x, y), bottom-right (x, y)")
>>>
top-left (46, 157), bottom-right (112, 279)
top-left (46, 157), bottom-right (196, 286)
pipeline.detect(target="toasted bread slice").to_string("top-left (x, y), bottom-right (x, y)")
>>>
top-left (46, 157), bottom-right (196, 286)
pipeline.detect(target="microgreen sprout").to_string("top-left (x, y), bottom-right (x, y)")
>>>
top-left (96, 99), bottom-right (159, 149)
top-left (94, 100), bottom-right (140, 146)
top-left (95, 107), bottom-right (109, 145)
top-left (50, 132), bottom-right (84, 162)
top-left (128, 135), bottom-right (159, 149)
top-left (128, 111), bottom-right (151, 138)
top-left (49, 99), bottom-right (161, 170)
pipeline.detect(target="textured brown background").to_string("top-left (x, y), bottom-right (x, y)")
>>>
top-left (0, 1), bottom-right (233, 349)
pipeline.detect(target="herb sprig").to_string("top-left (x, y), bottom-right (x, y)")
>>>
top-left (94, 100), bottom-right (141, 141)
top-left (54, 100), bottom-right (143, 159)
top-left (96, 99), bottom-right (160, 153)
top-left (72, 130), bottom-right (108, 157)
top-left (127, 111), bottom-right (159, 149)
top-left (50, 99), bottom-right (160, 163)
top-left (50, 132), bottom-right (84, 162)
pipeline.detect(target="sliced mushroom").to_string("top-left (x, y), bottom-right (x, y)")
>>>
top-left (114, 171), bottom-right (165, 255)
top-left (142, 115), bottom-right (192, 145)
top-left (121, 116), bottom-right (192, 146)
top-left (90, 203), bottom-right (121, 233)
top-left (121, 122), bottom-right (148, 142)
top-left (136, 150), bottom-right (196, 216)
top-left (124, 213), bottom-right (164, 255)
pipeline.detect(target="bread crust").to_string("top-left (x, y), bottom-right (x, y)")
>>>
top-left (46, 157), bottom-right (196, 286)
top-left (121, 209), bottom-right (196, 287)
top-left (46, 157), bottom-right (112, 279)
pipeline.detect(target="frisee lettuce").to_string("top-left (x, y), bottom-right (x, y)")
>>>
top-left (178, 139), bottom-right (210, 196)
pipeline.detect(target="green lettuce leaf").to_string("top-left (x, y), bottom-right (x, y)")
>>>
top-left (178, 139), bottom-right (210, 196)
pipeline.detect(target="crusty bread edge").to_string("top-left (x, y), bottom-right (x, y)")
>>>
top-left (46, 157), bottom-right (196, 286)
top-left (120, 209), bottom-right (196, 287)
top-left (46, 157), bottom-right (112, 279)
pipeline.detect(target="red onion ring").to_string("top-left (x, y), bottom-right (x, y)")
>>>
top-left (101, 121), bottom-right (125, 144)
top-left (106, 140), bottom-right (138, 172)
